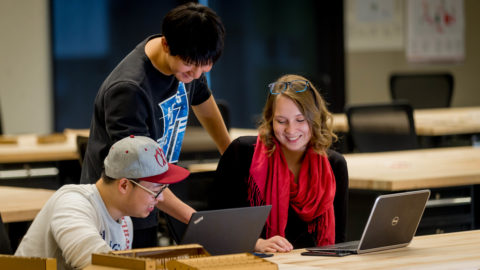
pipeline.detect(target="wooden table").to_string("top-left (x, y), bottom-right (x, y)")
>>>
top-left (0, 129), bottom-right (87, 189)
top-left (415, 107), bottom-right (480, 136)
top-left (266, 230), bottom-right (480, 269)
top-left (344, 146), bottom-right (480, 191)
top-left (0, 129), bottom-right (84, 164)
top-left (0, 186), bottom-right (54, 223)
top-left (83, 231), bottom-right (480, 270)
top-left (333, 106), bottom-right (480, 136)
top-left (345, 146), bottom-right (480, 237)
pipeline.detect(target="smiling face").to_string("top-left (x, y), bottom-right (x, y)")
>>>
top-left (272, 95), bottom-right (312, 155)
top-left (167, 56), bottom-right (213, 83)
top-left (259, 74), bottom-right (336, 156)
top-left (126, 181), bottom-right (165, 218)
top-left (153, 36), bottom-right (213, 83)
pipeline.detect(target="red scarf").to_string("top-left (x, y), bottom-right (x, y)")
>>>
top-left (248, 137), bottom-right (336, 246)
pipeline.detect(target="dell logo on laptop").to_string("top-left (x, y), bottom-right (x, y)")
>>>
top-left (392, 216), bottom-right (400, 226)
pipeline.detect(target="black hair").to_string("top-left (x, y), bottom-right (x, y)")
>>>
top-left (101, 170), bottom-right (116, 184)
top-left (162, 2), bottom-right (225, 65)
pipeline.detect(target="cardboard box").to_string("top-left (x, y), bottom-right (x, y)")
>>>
top-left (166, 252), bottom-right (278, 270)
top-left (90, 244), bottom-right (208, 270)
top-left (0, 254), bottom-right (56, 270)
top-left (36, 133), bottom-right (67, 144)
top-left (88, 244), bottom-right (277, 270)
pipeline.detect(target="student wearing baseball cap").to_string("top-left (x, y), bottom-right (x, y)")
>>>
top-left (15, 135), bottom-right (190, 270)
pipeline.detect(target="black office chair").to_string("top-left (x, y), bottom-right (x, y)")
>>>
top-left (0, 214), bottom-right (13, 254)
top-left (327, 149), bottom-right (348, 243)
top-left (177, 136), bottom-right (349, 244)
top-left (346, 102), bottom-right (419, 153)
top-left (390, 73), bottom-right (454, 109)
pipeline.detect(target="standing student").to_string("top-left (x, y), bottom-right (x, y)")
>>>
top-left (212, 74), bottom-right (347, 252)
top-left (80, 2), bottom-right (231, 248)
top-left (16, 135), bottom-right (191, 270)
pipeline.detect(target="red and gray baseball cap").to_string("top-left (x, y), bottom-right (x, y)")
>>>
top-left (104, 135), bottom-right (190, 184)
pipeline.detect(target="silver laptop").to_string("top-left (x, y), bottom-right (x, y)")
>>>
top-left (180, 205), bottom-right (271, 255)
top-left (303, 189), bottom-right (430, 256)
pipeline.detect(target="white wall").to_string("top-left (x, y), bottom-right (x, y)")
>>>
top-left (0, 0), bottom-right (52, 134)
top-left (346, 0), bottom-right (480, 108)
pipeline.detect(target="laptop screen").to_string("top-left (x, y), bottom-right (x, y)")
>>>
top-left (358, 190), bottom-right (430, 252)
top-left (180, 205), bottom-right (271, 255)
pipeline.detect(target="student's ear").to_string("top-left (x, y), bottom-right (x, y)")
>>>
top-left (161, 37), bottom-right (170, 54)
top-left (118, 178), bottom-right (130, 195)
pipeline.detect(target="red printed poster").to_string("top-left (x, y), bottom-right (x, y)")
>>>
top-left (407, 0), bottom-right (464, 63)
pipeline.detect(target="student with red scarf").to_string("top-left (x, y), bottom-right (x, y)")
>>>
top-left (211, 74), bottom-right (348, 253)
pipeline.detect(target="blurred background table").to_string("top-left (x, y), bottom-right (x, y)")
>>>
top-left (332, 106), bottom-right (480, 136)
top-left (0, 186), bottom-right (54, 223)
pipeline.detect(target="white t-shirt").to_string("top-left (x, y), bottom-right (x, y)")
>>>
top-left (15, 184), bottom-right (133, 270)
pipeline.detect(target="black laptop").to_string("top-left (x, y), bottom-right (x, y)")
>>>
top-left (180, 205), bottom-right (271, 255)
top-left (303, 190), bottom-right (430, 256)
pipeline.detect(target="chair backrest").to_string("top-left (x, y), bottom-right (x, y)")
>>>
top-left (327, 149), bottom-right (349, 243)
top-left (346, 102), bottom-right (418, 153)
top-left (390, 73), bottom-right (454, 109)
top-left (0, 214), bottom-right (12, 255)
top-left (169, 136), bottom-right (349, 245)
top-left (165, 153), bottom-right (349, 244)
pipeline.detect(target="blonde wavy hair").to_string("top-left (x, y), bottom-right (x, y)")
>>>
top-left (258, 74), bottom-right (337, 156)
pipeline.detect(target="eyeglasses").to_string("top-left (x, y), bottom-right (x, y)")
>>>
top-left (128, 179), bottom-right (169, 200)
top-left (268, 80), bottom-right (310, 95)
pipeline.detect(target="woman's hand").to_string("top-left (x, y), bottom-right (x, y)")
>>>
top-left (255, 236), bottom-right (293, 253)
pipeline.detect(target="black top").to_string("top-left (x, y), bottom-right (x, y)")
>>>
top-left (81, 34), bottom-right (211, 229)
top-left (210, 136), bottom-right (348, 246)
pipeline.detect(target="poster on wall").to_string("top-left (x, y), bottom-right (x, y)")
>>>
top-left (346, 0), bottom-right (404, 51)
top-left (406, 0), bottom-right (464, 63)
